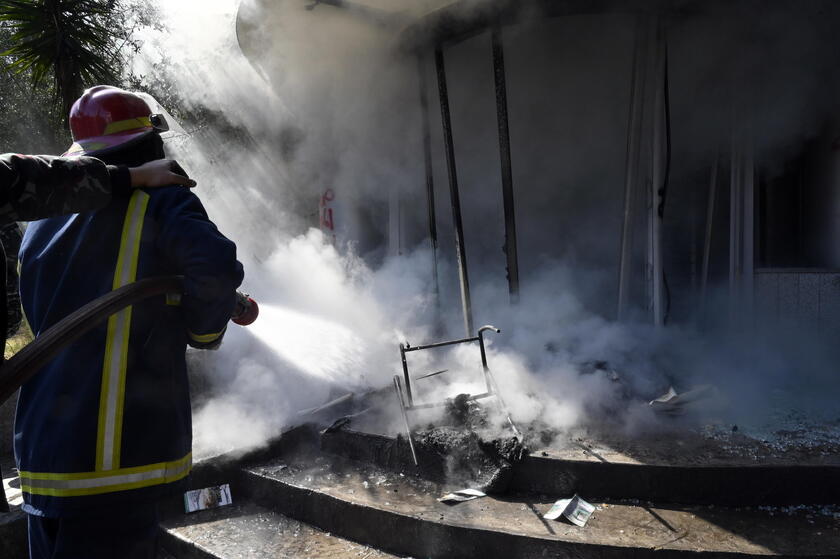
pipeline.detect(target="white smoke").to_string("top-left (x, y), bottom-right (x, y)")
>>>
top-left (130, 0), bottom-right (840, 458)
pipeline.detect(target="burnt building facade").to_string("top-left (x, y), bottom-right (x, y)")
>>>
top-left (236, 0), bottom-right (840, 337)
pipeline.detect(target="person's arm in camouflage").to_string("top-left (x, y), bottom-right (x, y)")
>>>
top-left (2, 222), bottom-right (23, 338)
top-left (0, 154), bottom-right (195, 223)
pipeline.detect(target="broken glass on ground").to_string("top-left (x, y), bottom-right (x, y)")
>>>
top-left (544, 494), bottom-right (596, 527)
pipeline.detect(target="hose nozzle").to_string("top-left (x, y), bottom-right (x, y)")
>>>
top-left (232, 291), bottom-right (259, 326)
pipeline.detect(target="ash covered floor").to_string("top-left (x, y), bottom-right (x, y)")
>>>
top-left (244, 449), bottom-right (840, 556)
top-left (337, 378), bottom-right (840, 470)
top-left (160, 503), bottom-right (397, 559)
top-left (544, 420), bottom-right (840, 467)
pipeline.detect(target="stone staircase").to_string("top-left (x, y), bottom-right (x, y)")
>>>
top-left (3, 424), bottom-right (840, 558)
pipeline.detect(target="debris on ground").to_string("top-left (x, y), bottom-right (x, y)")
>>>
top-left (322, 417), bottom-right (352, 434)
top-left (580, 360), bottom-right (621, 382)
top-left (298, 392), bottom-right (356, 417)
top-left (184, 484), bottom-right (233, 513)
top-left (438, 488), bottom-right (486, 503)
top-left (649, 385), bottom-right (717, 415)
top-left (543, 494), bottom-right (596, 526)
top-left (415, 426), bottom-right (527, 493)
top-left (2, 469), bottom-right (23, 507)
top-left (444, 393), bottom-right (488, 431)
top-left (413, 394), bottom-right (527, 493)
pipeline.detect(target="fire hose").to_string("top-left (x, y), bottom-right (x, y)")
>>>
top-left (0, 276), bottom-right (258, 406)
top-left (0, 276), bottom-right (257, 511)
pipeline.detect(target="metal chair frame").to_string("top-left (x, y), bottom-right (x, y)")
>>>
top-left (392, 325), bottom-right (520, 465)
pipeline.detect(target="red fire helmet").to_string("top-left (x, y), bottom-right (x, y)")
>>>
top-left (64, 85), bottom-right (169, 156)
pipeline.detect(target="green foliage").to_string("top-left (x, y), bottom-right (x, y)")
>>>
top-left (0, 0), bottom-right (144, 123)
top-left (0, 25), bottom-right (70, 152)
top-left (0, 0), bottom-right (157, 151)
top-left (4, 317), bottom-right (32, 359)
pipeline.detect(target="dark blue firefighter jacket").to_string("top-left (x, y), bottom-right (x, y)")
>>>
top-left (14, 186), bottom-right (244, 517)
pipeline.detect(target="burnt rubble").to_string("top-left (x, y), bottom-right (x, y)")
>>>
top-left (317, 390), bottom-right (527, 495)
top-left (414, 393), bottom-right (527, 494)
top-left (414, 427), bottom-right (526, 493)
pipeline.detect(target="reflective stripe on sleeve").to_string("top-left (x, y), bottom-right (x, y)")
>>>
top-left (188, 328), bottom-right (226, 344)
top-left (20, 453), bottom-right (191, 498)
top-left (96, 190), bottom-right (150, 472)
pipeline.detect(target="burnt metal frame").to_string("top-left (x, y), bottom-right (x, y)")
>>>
top-left (435, 46), bottom-right (474, 336)
top-left (432, 13), bottom-right (674, 326)
top-left (648, 19), bottom-right (668, 327)
top-left (701, 155), bottom-right (719, 303)
top-left (492, 25), bottom-right (521, 304)
top-left (728, 130), bottom-right (755, 318)
top-left (417, 54), bottom-right (441, 306)
top-left (616, 14), bottom-right (672, 325)
top-left (405, 1), bottom-right (675, 326)
top-left (618, 15), bottom-right (653, 321)
top-left (296, 0), bottom-right (682, 327)
top-left (392, 325), bottom-right (521, 466)
top-left (426, 23), bottom-right (523, 336)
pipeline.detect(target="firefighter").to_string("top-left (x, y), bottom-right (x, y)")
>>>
top-left (0, 154), bottom-right (197, 349)
top-left (0, 151), bottom-right (196, 518)
top-left (14, 85), bottom-right (244, 559)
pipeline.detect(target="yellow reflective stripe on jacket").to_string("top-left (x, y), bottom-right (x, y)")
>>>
top-left (20, 453), bottom-right (191, 498)
top-left (96, 190), bottom-right (150, 472)
top-left (188, 328), bottom-right (225, 344)
top-left (103, 116), bottom-right (152, 136)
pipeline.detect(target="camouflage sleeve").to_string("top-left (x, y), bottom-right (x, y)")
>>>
top-left (0, 154), bottom-right (129, 222)
top-left (2, 222), bottom-right (23, 338)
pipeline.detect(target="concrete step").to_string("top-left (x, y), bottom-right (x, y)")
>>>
top-left (2, 454), bottom-right (400, 559)
top-left (321, 428), bottom-right (840, 505)
top-left (1, 464), bottom-right (27, 559)
top-left (5, 424), bottom-right (840, 559)
top-left (0, 508), bottom-right (26, 559)
top-left (0, 496), bottom-right (395, 559)
top-left (159, 503), bottom-right (399, 559)
top-left (238, 443), bottom-right (840, 558)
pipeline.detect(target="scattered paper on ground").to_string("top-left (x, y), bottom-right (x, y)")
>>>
top-left (544, 494), bottom-right (596, 526)
top-left (438, 488), bottom-right (486, 503)
top-left (649, 385), bottom-right (717, 415)
top-left (2, 473), bottom-right (23, 507)
top-left (184, 483), bottom-right (233, 513)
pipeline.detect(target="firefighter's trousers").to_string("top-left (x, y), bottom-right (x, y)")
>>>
top-left (26, 503), bottom-right (159, 559)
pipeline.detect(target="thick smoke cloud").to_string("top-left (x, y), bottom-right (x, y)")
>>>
top-left (132, 0), bottom-right (840, 458)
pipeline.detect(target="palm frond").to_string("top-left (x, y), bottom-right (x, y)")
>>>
top-left (0, 0), bottom-right (125, 121)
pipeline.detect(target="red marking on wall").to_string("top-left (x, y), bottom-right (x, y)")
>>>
top-left (320, 188), bottom-right (336, 243)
